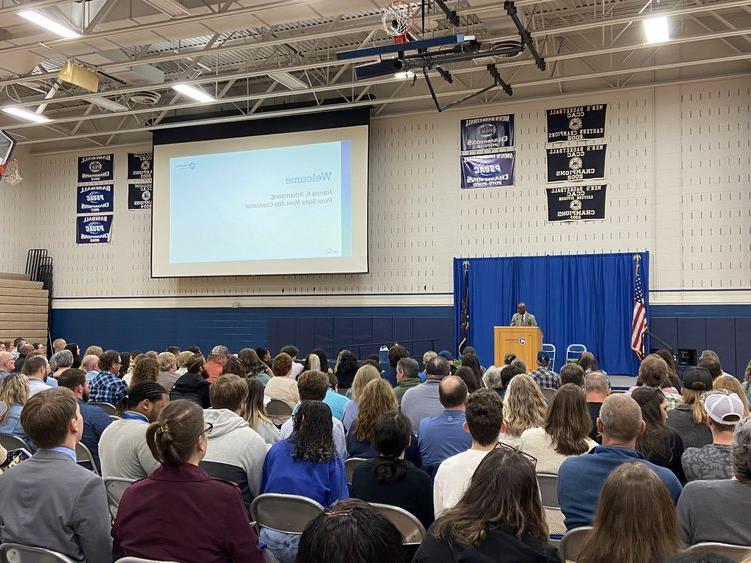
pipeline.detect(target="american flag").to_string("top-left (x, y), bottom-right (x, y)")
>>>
top-left (631, 257), bottom-right (647, 359)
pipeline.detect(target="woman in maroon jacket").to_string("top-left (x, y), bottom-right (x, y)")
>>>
top-left (112, 399), bottom-right (265, 563)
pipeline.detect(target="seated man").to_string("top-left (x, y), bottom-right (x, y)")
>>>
top-left (99, 381), bottom-right (170, 479)
top-left (324, 373), bottom-right (348, 421)
top-left (418, 376), bottom-right (472, 469)
top-left (681, 390), bottom-right (743, 482)
top-left (89, 349), bottom-right (127, 405)
top-left (558, 393), bottom-right (682, 529)
top-left (57, 368), bottom-right (112, 472)
top-left (433, 388), bottom-right (504, 516)
top-left (0, 388), bottom-right (111, 561)
top-left (202, 374), bottom-right (268, 507)
top-left (401, 356), bottom-right (451, 430)
top-left (394, 357), bottom-right (421, 406)
top-left (559, 363), bottom-right (585, 388)
top-left (530, 352), bottom-right (560, 390)
top-left (22, 355), bottom-right (52, 397)
top-left (585, 371), bottom-right (610, 441)
top-left (678, 417), bottom-right (751, 545)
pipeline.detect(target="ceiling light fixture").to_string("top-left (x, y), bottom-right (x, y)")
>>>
top-left (171, 84), bottom-right (215, 103)
top-left (644, 16), bottom-right (670, 44)
top-left (142, 0), bottom-right (191, 17)
top-left (2, 106), bottom-right (52, 123)
top-left (394, 70), bottom-right (416, 80)
top-left (18, 10), bottom-right (80, 39)
top-left (88, 97), bottom-right (130, 112)
top-left (268, 72), bottom-right (308, 90)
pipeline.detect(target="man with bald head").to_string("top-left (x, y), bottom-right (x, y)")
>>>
top-left (417, 375), bottom-right (472, 469)
top-left (557, 393), bottom-right (682, 529)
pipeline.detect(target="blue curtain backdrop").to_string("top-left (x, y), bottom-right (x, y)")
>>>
top-left (453, 252), bottom-right (649, 375)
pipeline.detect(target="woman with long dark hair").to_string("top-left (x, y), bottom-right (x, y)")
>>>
top-left (455, 366), bottom-right (482, 394)
top-left (239, 348), bottom-right (271, 385)
top-left (578, 462), bottom-right (682, 563)
top-left (632, 386), bottom-right (686, 483)
top-left (460, 354), bottom-right (483, 383)
top-left (64, 343), bottom-right (81, 369)
top-left (310, 347), bottom-right (330, 373)
top-left (414, 446), bottom-right (560, 562)
top-left (351, 411), bottom-right (433, 528)
top-left (577, 351), bottom-right (601, 374)
top-left (334, 350), bottom-right (359, 391)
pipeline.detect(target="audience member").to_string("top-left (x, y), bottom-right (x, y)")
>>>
top-left (0, 373), bottom-right (30, 440)
top-left (118, 351), bottom-right (131, 377)
top-left (166, 345), bottom-right (181, 357)
top-left (677, 417), bottom-right (751, 546)
top-left (713, 374), bottom-right (750, 416)
top-left (261, 401), bottom-right (348, 562)
top-left (578, 352), bottom-right (603, 374)
top-left (418, 376), bottom-right (472, 468)
top-left (401, 356), bottom-right (451, 430)
top-left (585, 371), bottom-right (610, 441)
top-left (265, 353), bottom-right (300, 407)
top-left (682, 391), bottom-right (743, 482)
top-left (655, 348), bottom-right (683, 391)
top-left (342, 363), bottom-right (380, 431)
top-left (113, 399), bottom-right (264, 562)
top-left (433, 389), bottom-right (503, 516)
top-left (83, 345), bottom-right (103, 358)
top-left (310, 347), bottom-right (331, 373)
top-left (348, 379), bottom-right (400, 456)
top-left (578, 462), bottom-right (682, 563)
top-left (0, 388), bottom-right (111, 561)
top-left (81, 354), bottom-right (99, 381)
top-left (297, 499), bottom-right (403, 563)
top-left (89, 350), bottom-right (127, 405)
top-left (698, 356), bottom-right (723, 380)
top-left (239, 348), bottom-right (271, 384)
top-left (394, 357), bottom-right (421, 405)
top-left (558, 394), bottom-right (682, 529)
top-left (699, 350), bottom-right (732, 376)
top-left (204, 345), bottom-right (230, 383)
top-left (415, 447), bottom-right (560, 562)
top-left (221, 355), bottom-right (245, 377)
top-left (667, 367), bottom-right (713, 449)
top-left (334, 349), bottom-right (359, 390)
top-left (255, 347), bottom-right (272, 367)
top-left (22, 355), bottom-right (53, 396)
top-left (381, 344), bottom-right (409, 387)
top-left (560, 363), bottom-right (585, 387)
top-left (499, 374), bottom-right (547, 447)
top-left (498, 364), bottom-right (524, 398)
top-left (52, 337), bottom-right (67, 354)
top-left (460, 354), bottom-right (483, 382)
top-left (128, 355), bottom-right (159, 387)
top-left (202, 375), bottom-right (267, 507)
top-left (529, 351), bottom-right (560, 389)
top-left (14, 344), bottom-right (33, 372)
top-left (633, 354), bottom-right (682, 409)
top-left (741, 360), bottom-right (751, 404)
top-left (245, 377), bottom-right (280, 445)
top-left (57, 368), bottom-right (112, 471)
top-left (482, 365), bottom-right (504, 395)
top-left (99, 382), bottom-right (170, 479)
top-left (421, 350), bottom-right (438, 381)
top-left (454, 365), bottom-right (481, 394)
top-left (351, 411), bottom-right (433, 528)
top-left (0, 351), bottom-right (14, 379)
top-left (324, 372), bottom-right (348, 420)
top-left (511, 357), bottom-right (528, 374)
top-left (64, 343), bottom-right (81, 369)
top-left (175, 350), bottom-right (194, 375)
top-left (156, 351), bottom-right (179, 392)
top-left (51, 349), bottom-right (74, 378)
top-left (280, 345), bottom-right (304, 379)
top-left (170, 353), bottom-right (210, 407)
top-left (632, 386), bottom-right (686, 483)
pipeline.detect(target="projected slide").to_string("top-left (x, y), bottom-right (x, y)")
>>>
top-left (151, 124), bottom-right (368, 277)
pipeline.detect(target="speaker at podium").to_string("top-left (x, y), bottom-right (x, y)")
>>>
top-left (494, 326), bottom-right (542, 369)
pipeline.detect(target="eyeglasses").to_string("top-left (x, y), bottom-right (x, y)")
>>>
top-left (494, 441), bottom-right (537, 467)
top-left (202, 422), bottom-right (214, 436)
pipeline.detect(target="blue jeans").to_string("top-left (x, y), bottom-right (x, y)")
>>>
top-left (259, 528), bottom-right (300, 563)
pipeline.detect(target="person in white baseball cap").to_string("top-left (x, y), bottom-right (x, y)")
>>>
top-left (681, 390), bottom-right (744, 482)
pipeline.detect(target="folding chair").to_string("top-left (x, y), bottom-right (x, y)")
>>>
top-left (0, 543), bottom-right (76, 563)
top-left (538, 473), bottom-right (566, 542)
top-left (370, 503), bottom-right (426, 544)
top-left (565, 344), bottom-right (587, 364)
top-left (542, 343), bottom-right (556, 371)
top-left (0, 433), bottom-right (31, 452)
top-left (687, 542), bottom-right (751, 561)
top-left (559, 526), bottom-right (594, 563)
top-left (345, 457), bottom-right (367, 485)
top-left (250, 493), bottom-right (324, 534)
top-left (115, 558), bottom-right (179, 563)
top-left (265, 399), bottom-right (293, 426)
top-left (109, 415), bottom-right (121, 421)
top-left (104, 477), bottom-right (136, 520)
top-left (89, 402), bottom-right (117, 415)
top-left (75, 442), bottom-right (98, 475)
top-left (541, 387), bottom-right (557, 403)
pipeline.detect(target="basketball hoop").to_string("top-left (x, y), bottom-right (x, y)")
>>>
top-left (382, 1), bottom-right (415, 43)
top-left (0, 158), bottom-right (22, 185)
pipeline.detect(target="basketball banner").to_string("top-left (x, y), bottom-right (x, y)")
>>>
top-left (128, 183), bottom-right (152, 210)
top-left (546, 184), bottom-right (607, 222)
top-left (77, 154), bottom-right (113, 183)
top-left (461, 114), bottom-right (514, 151)
top-left (127, 153), bottom-right (153, 180)
top-left (546, 105), bottom-right (607, 142)
top-left (76, 214), bottom-right (113, 244)
top-left (546, 145), bottom-right (606, 183)
top-left (461, 152), bottom-right (515, 189)
top-left (76, 183), bottom-right (114, 214)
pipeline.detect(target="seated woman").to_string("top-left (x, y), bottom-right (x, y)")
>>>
top-left (112, 399), bottom-right (265, 563)
top-left (260, 401), bottom-right (349, 563)
top-left (245, 377), bottom-right (280, 445)
top-left (342, 364), bottom-right (381, 432)
top-left (578, 463), bottom-right (682, 563)
top-left (667, 367), bottom-right (713, 449)
top-left (578, 352), bottom-right (606, 375)
top-left (335, 350), bottom-right (360, 394)
top-left (713, 374), bottom-right (751, 416)
top-left (413, 446), bottom-right (561, 562)
top-left (351, 411), bottom-right (433, 529)
top-left (0, 374), bottom-right (30, 441)
top-left (239, 348), bottom-right (272, 385)
top-left (170, 354), bottom-right (210, 408)
top-left (264, 353), bottom-right (299, 408)
top-left (498, 374), bottom-right (547, 447)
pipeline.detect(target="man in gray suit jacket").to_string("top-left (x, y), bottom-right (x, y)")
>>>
top-left (510, 302), bottom-right (537, 327)
top-left (0, 388), bottom-right (111, 562)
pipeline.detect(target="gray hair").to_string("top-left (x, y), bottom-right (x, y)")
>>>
top-left (599, 394), bottom-right (642, 441)
top-left (484, 366), bottom-right (504, 391)
top-left (732, 417), bottom-right (751, 481)
top-left (53, 349), bottom-right (74, 369)
top-left (397, 357), bottom-right (419, 379)
top-left (585, 371), bottom-right (611, 394)
top-left (511, 358), bottom-right (527, 373)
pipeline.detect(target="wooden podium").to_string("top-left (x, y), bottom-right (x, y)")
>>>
top-left (494, 326), bottom-right (543, 369)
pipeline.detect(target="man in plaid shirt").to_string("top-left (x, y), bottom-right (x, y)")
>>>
top-left (89, 350), bottom-right (127, 405)
top-left (530, 352), bottom-right (560, 390)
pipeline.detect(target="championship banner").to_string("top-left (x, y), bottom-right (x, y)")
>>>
top-left (76, 215), bottom-right (113, 244)
top-left (546, 104), bottom-right (607, 142)
top-left (546, 144), bottom-right (606, 183)
top-left (128, 152), bottom-right (153, 180)
top-left (461, 114), bottom-right (514, 151)
top-left (76, 183), bottom-right (113, 214)
top-left (77, 154), bottom-right (113, 183)
top-left (128, 183), bottom-right (152, 210)
top-left (546, 184), bottom-right (607, 222)
top-left (461, 152), bottom-right (515, 189)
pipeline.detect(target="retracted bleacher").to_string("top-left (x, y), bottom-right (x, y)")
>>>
top-left (0, 273), bottom-right (49, 344)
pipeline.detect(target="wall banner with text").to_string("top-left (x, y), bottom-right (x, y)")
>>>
top-left (128, 183), bottom-right (152, 210)
top-left (461, 114), bottom-right (515, 152)
top-left (76, 183), bottom-right (114, 214)
top-left (546, 144), bottom-right (606, 183)
top-left (77, 154), bottom-right (114, 183)
top-left (128, 152), bottom-right (153, 180)
top-left (461, 152), bottom-right (515, 189)
top-left (546, 184), bottom-right (607, 222)
top-left (76, 215), bottom-right (113, 244)
top-left (546, 105), bottom-right (607, 142)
